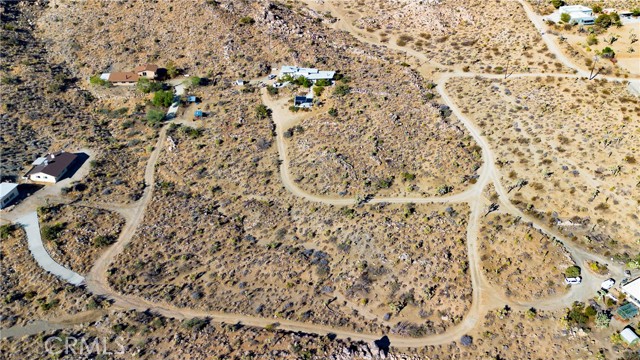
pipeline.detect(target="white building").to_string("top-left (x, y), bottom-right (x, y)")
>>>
top-left (25, 151), bottom-right (78, 184)
top-left (0, 183), bottom-right (19, 209)
top-left (279, 66), bottom-right (336, 83)
top-left (559, 5), bottom-right (595, 25)
top-left (621, 327), bottom-right (639, 346)
top-left (621, 277), bottom-right (640, 308)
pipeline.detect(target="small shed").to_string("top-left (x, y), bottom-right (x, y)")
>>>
top-left (194, 109), bottom-right (203, 118)
top-left (0, 183), bottom-right (19, 209)
top-left (188, 96), bottom-right (197, 103)
top-left (621, 327), bottom-right (639, 345)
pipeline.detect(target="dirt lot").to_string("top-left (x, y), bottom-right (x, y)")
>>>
top-left (285, 66), bottom-right (481, 198)
top-left (38, 204), bottom-right (125, 274)
top-left (446, 76), bottom-right (640, 262)
top-left (107, 104), bottom-right (473, 336)
top-left (478, 212), bottom-right (573, 301)
top-left (330, 0), bottom-right (573, 74)
top-left (0, 225), bottom-right (107, 329)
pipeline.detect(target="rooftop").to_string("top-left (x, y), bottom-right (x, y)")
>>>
top-left (622, 277), bottom-right (640, 298)
top-left (560, 5), bottom-right (592, 12)
top-left (134, 64), bottom-right (159, 72)
top-left (0, 183), bottom-right (18, 198)
top-left (108, 71), bottom-right (139, 83)
top-left (26, 151), bottom-right (77, 178)
top-left (621, 328), bottom-right (639, 344)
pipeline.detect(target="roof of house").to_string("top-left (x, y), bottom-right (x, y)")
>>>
top-left (0, 183), bottom-right (18, 198)
top-left (622, 277), bottom-right (640, 300)
top-left (134, 64), bottom-right (159, 72)
top-left (26, 152), bottom-right (77, 178)
top-left (108, 72), bottom-right (139, 83)
top-left (621, 328), bottom-right (639, 344)
top-left (560, 5), bottom-right (591, 12)
top-left (569, 12), bottom-right (594, 19)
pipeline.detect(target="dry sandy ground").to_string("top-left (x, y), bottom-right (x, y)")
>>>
top-left (478, 212), bottom-right (573, 301)
top-left (0, 226), bottom-right (106, 329)
top-left (106, 108), bottom-right (474, 337)
top-left (446, 76), bottom-right (640, 261)
top-left (39, 204), bottom-right (125, 274)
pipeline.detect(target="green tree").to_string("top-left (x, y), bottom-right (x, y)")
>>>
top-left (152, 90), bottom-right (174, 107)
top-left (586, 34), bottom-right (598, 46)
top-left (601, 47), bottom-right (615, 58)
top-left (592, 4), bottom-right (602, 13)
top-left (89, 75), bottom-right (110, 87)
top-left (137, 78), bottom-right (162, 93)
top-left (560, 13), bottom-right (571, 23)
top-left (595, 14), bottom-right (612, 28)
top-left (565, 266), bottom-right (581, 278)
top-left (255, 104), bottom-right (270, 119)
top-left (551, 0), bottom-right (564, 9)
top-left (166, 61), bottom-right (178, 78)
top-left (328, 108), bottom-right (338, 117)
top-left (146, 108), bottom-right (164, 125)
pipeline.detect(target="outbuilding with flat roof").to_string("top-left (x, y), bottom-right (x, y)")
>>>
top-left (622, 277), bottom-right (640, 309)
top-left (0, 183), bottom-right (19, 209)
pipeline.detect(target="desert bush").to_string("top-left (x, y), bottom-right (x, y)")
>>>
top-left (239, 16), bottom-right (255, 25)
top-left (565, 265), bottom-right (580, 278)
top-left (41, 223), bottom-right (65, 242)
top-left (333, 84), bottom-right (351, 96)
top-left (255, 104), bottom-right (270, 119)
top-left (146, 109), bottom-right (164, 125)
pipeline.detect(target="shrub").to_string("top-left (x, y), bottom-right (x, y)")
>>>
top-left (239, 16), bottom-right (255, 25)
top-left (41, 223), bottom-right (65, 242)
top-left (560, 13), bottom-right (571, 23)
top-left (190, 76), bottom-right (202, 87)
top-left (551, 0), bottom-right (564, 9)
top-left (328, 108), bottom-right (338, 117)
top-left (333, 84), bottom-right (351, 96)
top-left (313, 86), bottom-right (324, 97)
top-left (315, 79), bottom-right (332, 86)
top-left (592, 4), bottom-right (602, 13)
top-left (586, 34), bottom-right (598, 46)
top-left (91, 235), bottom-right (116, 247)
top-left (0, 224), bottom-right (17, 240)
top-left (402, 172), bottom-right (416, 181)
top-left (183, 318), bottom-right (209, 331)
top-left (266, 85), bottom-right (278, 95)
top-left (145, 109), bottom-right (165, 125)
top-left (595, 14), bottom-right (612, 28)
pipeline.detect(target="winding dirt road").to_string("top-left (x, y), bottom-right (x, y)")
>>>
top-left (2, 0), bottom-right (633, 348)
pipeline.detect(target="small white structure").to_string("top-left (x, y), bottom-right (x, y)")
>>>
top-left (620, 327), bottom-right (639, 346)
top-left (559, 5), bottom-right (595, 25)
top-left (0, 183), bottom-right (19, 209)
top-left (279, 66), bottom-right (335, 83)
top-left (622, 277), bottom-right (640, 308)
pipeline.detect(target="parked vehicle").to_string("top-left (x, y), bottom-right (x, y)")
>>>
top-left (565, 276), bottom-right (582, 285)
top-left (267, 74), bottom-right (277, 80)
top-left (601, 278), bottom-right (615, 290)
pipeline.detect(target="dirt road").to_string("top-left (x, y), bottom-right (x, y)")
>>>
top-left (2, 0), bottom-right (633, 348)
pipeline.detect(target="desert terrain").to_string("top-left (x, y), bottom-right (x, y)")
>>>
top-left (1, 0), bottom-right (639, 359)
